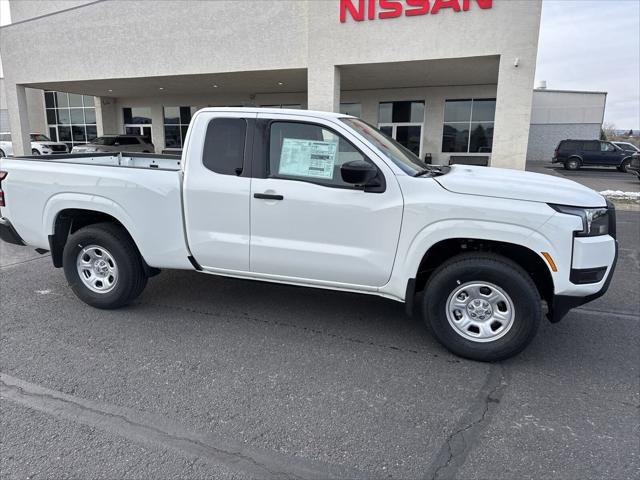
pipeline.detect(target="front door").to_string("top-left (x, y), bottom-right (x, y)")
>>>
top-left (183, 112), bottom-right (256, 271)
top-left (599, 141), bottom-right (622, 166)
top-left (249, 114), bottom-right (404, 288)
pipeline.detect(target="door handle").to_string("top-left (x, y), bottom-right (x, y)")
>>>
top-left (254, 193), bottom-right (284, 201)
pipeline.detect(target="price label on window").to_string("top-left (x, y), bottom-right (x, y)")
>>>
top-left (278, 138), bottom-right (338, 179)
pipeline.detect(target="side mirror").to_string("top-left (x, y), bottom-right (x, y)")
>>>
top-left (341, 160), bottom-right (379, 186)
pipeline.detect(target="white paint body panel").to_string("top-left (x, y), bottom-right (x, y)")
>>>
top-left (0, 108), bottom-right (616, 304)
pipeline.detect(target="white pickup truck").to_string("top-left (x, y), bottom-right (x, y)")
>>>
top-left (0, 108), bottom-right (618, 361)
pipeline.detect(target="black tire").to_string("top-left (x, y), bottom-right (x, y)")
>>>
top-left (0, 149), bottom-right (5, 158)
top-left (62, 222), bottom-right (147, 309)
top-left (617, 159), bottom-right (631, 173)
top-left (31, 149), bottom-right (40, 155)
top-left (564, 157), bottom-right (580, 170)
top-left (422, 253), bottom-right (542, 362)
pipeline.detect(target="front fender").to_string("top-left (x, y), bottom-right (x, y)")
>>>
top-left (381, 219), bottom-right (559, 302)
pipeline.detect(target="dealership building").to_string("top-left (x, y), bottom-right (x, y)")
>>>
top-left (0, 0), bottom-right (598, 169)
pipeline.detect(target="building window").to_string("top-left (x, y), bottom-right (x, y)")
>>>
top-left (163, 106), bottom-right (198, 148)
top-left (45, 91), bottom-right (97, 148)
top-left (378, 101), bottom-right (425, 157)
top-left (340, 103), bottom-right (361, 117)
top-left (442, 99), bottom-right (496, 153)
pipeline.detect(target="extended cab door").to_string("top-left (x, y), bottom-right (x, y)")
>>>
top-left (249, 114), bottom-right (403, 288)
top-left (183, 112), bottom-right (256, 271)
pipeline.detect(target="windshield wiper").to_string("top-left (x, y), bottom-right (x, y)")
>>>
top-left (413, 165), bottom-right (451, 177)
top-left (413, 168), bottom-right (431, 177)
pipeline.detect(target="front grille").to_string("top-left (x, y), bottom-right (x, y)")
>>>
top-left (50, 145), bottom-right (67, 152)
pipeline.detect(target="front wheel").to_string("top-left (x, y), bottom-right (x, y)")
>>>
top-left (31, 149), bottom-right (40, 155)
top-left (62, 222), bottom-right (148, 309)
top-left (617, 159), bottom-right (631, 173)
top-left (423, 253), bottom-right (542, 361)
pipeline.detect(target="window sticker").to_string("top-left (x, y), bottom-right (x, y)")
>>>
top-left (278, 138), bottom-right (338, 179)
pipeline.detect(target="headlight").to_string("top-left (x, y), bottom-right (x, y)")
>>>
top-left (550, 204), bottom-right (609, 237)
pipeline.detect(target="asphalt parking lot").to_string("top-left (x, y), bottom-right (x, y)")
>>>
top-left (1, 212), bottom-right (639, 479)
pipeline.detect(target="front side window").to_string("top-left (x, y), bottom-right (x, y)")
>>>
top-left (601, 142), bottom-right (615, 152)
top-left (202, 118), bottom-right (247, 176)
top-left (269, 121), bottom-right (371, 188)
top-left (442, 99), bottom-right (495, 153)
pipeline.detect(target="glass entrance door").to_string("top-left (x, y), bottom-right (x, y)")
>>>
top-left (124, 125), bottom-right (152, 142)
top-left (123, 107), bottom-right (152, 142)
top-left (378, 101), bottom-right (425, 157)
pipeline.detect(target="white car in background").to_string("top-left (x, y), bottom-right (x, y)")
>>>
top-left (0, 132), bottom-right (69, 157)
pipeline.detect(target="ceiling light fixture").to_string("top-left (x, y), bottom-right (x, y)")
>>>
top-left (107, 89), bottom-right (113, 93)
top-left (277, 81), bottom-right (284, 86)
top-left (159, 87), bottom-right (165, 90)
top-left (213, 84), bottom-right (219, 88)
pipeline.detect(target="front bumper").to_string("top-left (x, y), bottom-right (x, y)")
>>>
top-left (0, 217), bottom-right (26, 246)
top-left (548, 240), bottom-right (618, 323)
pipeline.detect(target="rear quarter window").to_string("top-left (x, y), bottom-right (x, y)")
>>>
top-left (559, 141), bottom-right (578, 151)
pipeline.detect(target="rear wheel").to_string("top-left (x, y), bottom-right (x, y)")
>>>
top-left (422, 253), bottom-right (542, 361)
top-left (63, 222), bottom-right (147, 309)
top-left (0, 149), bottom-right (5, 158)
top-left (564, 157), bottom-right (580, 170)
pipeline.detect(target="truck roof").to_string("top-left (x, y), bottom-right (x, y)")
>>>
top-left (196, 107), bottom-right (351, 119)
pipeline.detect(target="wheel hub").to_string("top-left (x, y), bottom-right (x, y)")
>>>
top-left (466, 299), bottom-right (493, 320)
top-left (76, 245), bottom-right (118, 294)
top-left (446, 282), bottom-right (515, 343)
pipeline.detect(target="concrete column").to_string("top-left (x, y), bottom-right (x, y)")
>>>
top-left (94, 97), bottom-right (118, 137)
top-left (5, 83), bottom-right (31, 156)
top-left (491, 55), bottom-right (537, 170)
top-left (150, 104), bottom-right (164, 153)
top-left (423, 96), bottom-right (446, 165)
top-left (25, 88), bottom-right (47, 135)
top-left (307, 65), bottom-right (340, 113)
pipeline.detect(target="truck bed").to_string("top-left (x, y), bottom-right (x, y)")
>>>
top-left (0, 153), bottom-right (192, 270)
top-left (8, 152), bottom-right (182, 171)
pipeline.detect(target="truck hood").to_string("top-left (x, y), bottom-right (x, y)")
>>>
top-left (434, 165), bottom-right (606, 207)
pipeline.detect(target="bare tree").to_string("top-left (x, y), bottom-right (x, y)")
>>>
top-left (602, 122), bottom-right (617, 140)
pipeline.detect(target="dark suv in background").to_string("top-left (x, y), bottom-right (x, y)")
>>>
top-left (553, 139), bottom-right (636, 172)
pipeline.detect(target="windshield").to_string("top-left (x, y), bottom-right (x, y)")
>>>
top-left (92, 136), bottom-right (117, 146)
top-left (340, 117), bottom-right (428, 175)
top-left (30, 134), bottom-right (51, 142)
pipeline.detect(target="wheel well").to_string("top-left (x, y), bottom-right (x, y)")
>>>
top-left (415, 238), bottom-right (554, 307)
top-left (50, 209), bottom-right (159, 276)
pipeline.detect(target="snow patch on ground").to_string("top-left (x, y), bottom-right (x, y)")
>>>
top-left (599, 190), bottom-right (640, 200)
